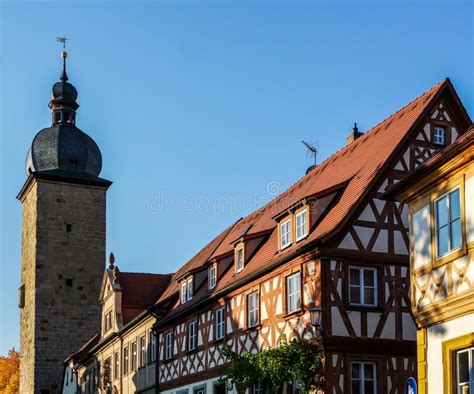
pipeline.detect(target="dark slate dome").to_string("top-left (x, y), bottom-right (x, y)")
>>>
top-left (25, 50), bottom-right (103, 178)
top-left (26, 123), bottom-right (102, 176)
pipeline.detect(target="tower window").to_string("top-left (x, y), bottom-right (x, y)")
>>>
top-left (65, 223), bottom-right (72, 233)
top-left (66, 278), bottom-right (73, 287)
top-left (54, 113), bottom-right (61, 123)
top-left (68, 160), bottom-right (78, 171)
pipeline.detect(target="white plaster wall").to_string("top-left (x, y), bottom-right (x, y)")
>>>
top-left (426, 314), bottom-right (474, 393)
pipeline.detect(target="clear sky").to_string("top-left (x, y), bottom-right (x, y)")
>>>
top-left (0, 1), bottom-right (472, 355)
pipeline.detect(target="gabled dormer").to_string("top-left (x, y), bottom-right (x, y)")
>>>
top-left (99, 253), bottom-right (123, 337)
top-left (231, 225), bottom-right (272, 274)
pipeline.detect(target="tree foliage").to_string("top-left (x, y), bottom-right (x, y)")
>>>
top-left (221, 337), bottom-right (323, 393)
top-left (0, 348), bottom-right (20, 394)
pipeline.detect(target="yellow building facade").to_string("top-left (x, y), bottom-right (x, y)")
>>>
top-left (391, 127), bottom-right (474, 393)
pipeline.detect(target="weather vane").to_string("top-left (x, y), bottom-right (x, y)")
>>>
top-left (56, 36), bottom-right (70, 50)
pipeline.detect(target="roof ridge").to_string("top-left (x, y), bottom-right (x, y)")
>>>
top-left (121, 271), bottom-right (174, 276)
top-left (249, 79), bottom-right (447, 216)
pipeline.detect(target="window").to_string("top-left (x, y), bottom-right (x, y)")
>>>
top-left (165, 332), bottom-right (173, 360)
top-left (295, 209), bottom-right (308, 241)
top-left (104, 357), bottom-right (112, 384)
top-left (456, 348), bottom-right (474, 394)
top-left (349, 267), bottom-right (377, 307)
top-left (181, 277), bottom-right (194, 304)
top-left (131, 341), bottom-right (137, 371)
top-left (280, 219), bottom-right (292, 249)
top-left (209, 264), bottom-right (217, 289)
top-left (123, 346), bottom-right (129, 375)
top-left (149, 329), bottom-right (157, 362)
top-left (194, 386), bottom-right (206, 394)
top-left (215, 307), bottom-right (225, 340)
top-left (286, 272), bottom-right (301, 313)
top-left (236, 248), bottom-right (244, 273)
top-left (253, 383), bottom-right (263, 394)
top-left (434, 127), bottom-right (446, 146)
top-left (114, 351), bottom-right (119, 379)
top-left (140, 335), bottom-right (146, 367)
top-left (104, 311), bottom-right (112, 332)
top-left (247, 292), bottom-right (259, 328)
top-left (351, 362), bottom-right (376, 394)
top-left (188, 321), bottom-right (198, 351)
top-left (435, 188), bottom-right (462, 258)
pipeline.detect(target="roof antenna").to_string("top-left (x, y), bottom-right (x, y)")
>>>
top-left (302, 140), bottom-right (318, 166)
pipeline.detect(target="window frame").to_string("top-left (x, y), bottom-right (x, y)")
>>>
top-left (456, 347), bottom-right (474, 394)
top-left (286, 272), bottom-right (301, 314)
top-left (114, 351), bottom-right (119, 380)
top-left (165, 332), bottom-right (174, 360)
top-left (433, 126), bottom-right (446, 146)
top-left (140, 335), bottom-right (146, 368)
top-left (434, 186), bottom-right (463, 259)
top-left (123, 346), bottom-right (129, 375)
top-left (280, 219), bottom-right (292, 250)
top-left (215, 306), bottom-right (225, 341)
top-left (209, 263), bottom-right (217, 289)
top-left (180, 277), bottom-right (194, 304)
top-left (348, 266), bottom-right (378, 308)
top-left (350, 362), bottom-right (376, 394)
top-left (131, 341), bottom-right (138, 371)
top-left (149, 329), bottom-right (157, 363)
top-left (104, 310), bottom-right (112, 332)
top-left (295, 208), bottom-right (308, 241)
top-left (188, 320), bottom-right (198, 351)
top-left (247, 291), bottom-right (260, 328)
top-left (442, 333), bottom-right (474, 393)
top-left (235, 247), bottom-right (244, 273)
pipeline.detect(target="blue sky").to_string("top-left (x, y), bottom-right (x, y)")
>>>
top-left (0, 1), bottom-right (472, 355)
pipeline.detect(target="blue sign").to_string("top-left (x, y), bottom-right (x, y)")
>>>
top-left (405, 377), bottom-right (417, 394)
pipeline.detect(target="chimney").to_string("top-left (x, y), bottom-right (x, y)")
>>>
top-left (346, 123), bottom-right (363, 145)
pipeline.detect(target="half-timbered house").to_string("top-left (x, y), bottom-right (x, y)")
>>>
top-left (150, 79), bottom-right (472, 393)
top-left (388, 126), bottom-right (474, 394)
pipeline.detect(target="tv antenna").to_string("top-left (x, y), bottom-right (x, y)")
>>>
top-left (301, 140), bottom-right (318, 166)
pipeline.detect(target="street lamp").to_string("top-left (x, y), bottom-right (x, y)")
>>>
top-left (309, 306), bottom-right (324, 336)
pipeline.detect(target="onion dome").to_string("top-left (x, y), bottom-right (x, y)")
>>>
top-left (25, 50), bottom-right (102, 178)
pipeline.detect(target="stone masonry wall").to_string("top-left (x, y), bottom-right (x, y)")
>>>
top-left (19, 178), bottom-right (108, 393)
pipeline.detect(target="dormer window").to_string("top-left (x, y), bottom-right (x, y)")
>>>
top-left (280, 219), bottom-right (292, 249)
top-left (104, 310), bottom-right (112, 332)
top-left (235, 247), bottom-right (244, 273)
top-left (209, 263), bottom-right (217, 290)
top-left (295, 209), bottom-right (308, 241)
top-left (434, 127), bottom-right (446, 146)
top-left (180, 277), bottom-right (194, 304)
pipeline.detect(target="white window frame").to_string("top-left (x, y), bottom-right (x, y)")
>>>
top-left (349, 266), bottom-right (378, 307)
top-left (247, 292), bottom-right (260, 328)
top-left (131, 341), bottom-right (137, 371)
top-left (150, 329), bottom-right (157, 362)
top-left (188, 320), bottom-right (198, 351)
top-left (123, 346), bottom-right (129, 375)
top-left (181, 277), bottom-right (194, 304)
top-left (351, 362), bottom-right (376, 394)
top-left (209, 264), bottom-right (217, 289)
top-left (434, 126), bottom-right (446, 146)
top-left (295, 209), bottom-right (308, 241)
top-left (434, 187), bottom-right (462, 259)
top-left (165, 332), bottom-right (173, 360)
top-left (286, 272), bottom-right (301, 313)
top-left (236, 248), bottom-right (244, 273)
top-left (215, 307), bottom-right (225, 340)
top-left (140, 335), bottom-right (146, 367)
top-left (280, 219), bottom-right (292, 249)
top-left (456, 347), bottom-right (474, 394)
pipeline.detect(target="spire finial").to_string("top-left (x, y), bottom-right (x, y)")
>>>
top-left (353, 122), bottom-right (358, 133)
top-left (109, 253), bottom-right (115, 269)
top-left (56, 36), bottom-right (70, 82)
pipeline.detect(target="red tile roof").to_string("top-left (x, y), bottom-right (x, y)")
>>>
top-left (118, 272), bottom-right (173, 324)
top-left (155, 79), bottom-right (468, 322)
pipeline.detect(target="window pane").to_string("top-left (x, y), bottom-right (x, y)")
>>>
top-left (450, 189), bottom-right (461, 220)
top-left (364, 381), bottom-right (375, 394)
top-left (436, 197), bottom-right (449, 227)
top-left (364, 364), bottom-right (374, 379)
top-left (351, 381), bottom-right (361, 394)
top-left (437, 226), bottom-right (449, 256)
top-left (351, 363), bottom-right (360, 378)
top-left (350, 269), bottom-right (360, 286)
top-left (451, 218), bottom-right (462, 250)
top-left (458, 350), bottom-right (469, 384)
top-left (364, 287), bottom-right (375, 305)
top-left (363, 269), bottom-right (375, 287)
top-left (350, 286), bottom-right (361, 304)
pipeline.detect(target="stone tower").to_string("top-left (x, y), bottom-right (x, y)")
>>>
top-left (17, 50), bottom-right (112, 393)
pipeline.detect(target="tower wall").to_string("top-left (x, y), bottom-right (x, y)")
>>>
top-left (19, 177), bottom-right (108, 393)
